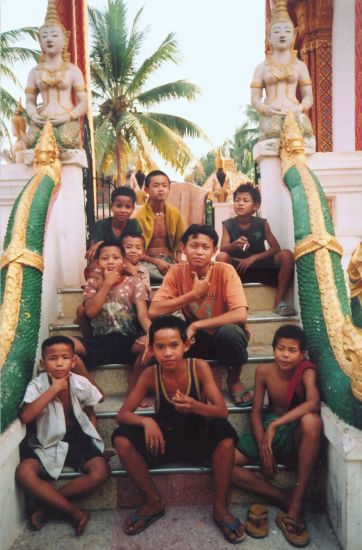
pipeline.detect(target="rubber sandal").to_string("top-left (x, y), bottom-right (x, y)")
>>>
top-left (124, 509), bottom-right (165, 536)
top-left (272, 301), bottom-right (297, 317)
top-left (245, 504), bottom-right (268, 538)
top-left (276, 511), bottom-right (310, 547)
top-left (231, 388), bottom-right (253, 408)
top-left (214, 517), bottom-right (246, 544)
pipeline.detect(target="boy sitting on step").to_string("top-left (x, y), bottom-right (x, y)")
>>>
top-left (217, 183), bottom-right (296, 317)
top-left (16, 336), bottom-right (109, 536)
top-left (134, 170), bottom-right (186, 283)
top-left (85, 186), bottom-right (142, 277)
top-left (233, 324), bottom-right (321, 547)
top-left (71, 241), bottom-right (151, 393)
top-left (112, 315), bottom-right (246, 544)
top-left (149, 224), bottom-right (251, 408)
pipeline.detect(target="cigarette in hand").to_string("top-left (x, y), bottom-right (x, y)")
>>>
top-left (242, 243), bottom-right (248, 251)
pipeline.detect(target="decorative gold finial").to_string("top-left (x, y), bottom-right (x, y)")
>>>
top-left (42, 0), bottom-right (65, 30)
top-left (280, 111), bottom-right (306, 175)
top-left (135, 152), bottom-right (143, 172)
top-left (271, 0), bottom-right (293, 26)
top-left (215, 148), bottom-right (224, 170)
top-left (33, 120), bottom-right (61, 181)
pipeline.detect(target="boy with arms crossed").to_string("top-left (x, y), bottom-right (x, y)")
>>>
top-left (112, 316), bottom-right (245, 543)
top-left (149, 224), bottom-right (251, 407)
top-left (16, 336), bottom-right (108, 536)
top-left (233, 325), bottom-right (321, 547)
top-left (135, 170), bottom-right (185, 283)
top-left (217, 183), bottom-right (296, 316)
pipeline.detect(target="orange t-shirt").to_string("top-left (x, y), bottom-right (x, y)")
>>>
top-left (153, 262), bottom-right (248, 328)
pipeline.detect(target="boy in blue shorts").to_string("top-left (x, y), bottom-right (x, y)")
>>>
top-left (233, 325), bottom-right (321, 547)
top-left (112, 316), bottom-right (246, 544)
top-left (217, 183), bottom-right (296, 316)
top-left (16, 336), bottom-right (108, 536)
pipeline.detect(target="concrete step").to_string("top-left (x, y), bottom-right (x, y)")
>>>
top-left (54, 455), bottom-right (324, 510)
top-left (49, 311), bottom-right (299, 345)
top-left (94, 393), bottom-right (258, 447)
top-left (92, 345), bottom-right (274, 396)
top-left (10, 505), bottom-right (340, 550)
top-left (57, 283), bottom-right (293, 319)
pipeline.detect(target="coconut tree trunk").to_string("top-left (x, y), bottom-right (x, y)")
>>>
top-left (115, 135), bottom-right (124, 186)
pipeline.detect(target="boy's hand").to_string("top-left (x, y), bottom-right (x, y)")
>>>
top-left (190, 267), bottom-right (213, 299)
top-left (172, 393), bottom-right (196, 414)
top-left (85, 241), bottom-right (102, 262)
top-left (260, 453), bottom-right (277, 479)
top-left (264, 422), bottom-right (277, 455)
top-left (236, 256), bottom-right (256, 274)
top-left (49, 374), bottom-right (69, 394)
top-left (121, 259), bottom-right (138, 277)
top-left (143, 417), bottom-right (165, 456)
top-left (103, 267), bottom-right (123, 288)
top-left (235, 236), bottom-right (250, 252)
top-left (186, 322), bottom-right (198, 343)
top-left (154, 258), bottom-right (171, 275)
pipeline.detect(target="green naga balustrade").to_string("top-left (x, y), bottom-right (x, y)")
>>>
top-left (0, 121), bottom-right (61, 432)
top-left (280, 112), bottom-right (362, 429)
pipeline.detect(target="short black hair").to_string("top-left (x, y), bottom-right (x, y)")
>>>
top-left (149, 315), bottom-right (188, 346)
top-left (120, 231), bottom-right (146, 256)
top-left (181, 224), bottom-right (219, 247)
top-left (95, 240), bottom-right (123, 259)
top-left (233, 183), bottom-right (261, 205)
top-left (145, 170), bottom-right (170, 188)
top-left (41, 335), bottom-right (75, 357)
top-left (272, 324), bottom-right (307, 351)
top-left (111, 186), bottom-right (136, 205)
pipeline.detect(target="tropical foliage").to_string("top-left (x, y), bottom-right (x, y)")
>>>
top-left (0, 27), bottom-right (39, 144)
top-left (89, 0), bottom-right (207, 184)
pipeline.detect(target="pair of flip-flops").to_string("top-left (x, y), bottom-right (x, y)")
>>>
top-left (231, 388), bottom-right (253, 408)
top-left (272, 301), bottom-right (297, 317)
top-left (124, 509), bottom-right (165, 536)
top-left (246, 506), bottom-right (310, 547)
top-left (214, 517), bottom-right (246, 544)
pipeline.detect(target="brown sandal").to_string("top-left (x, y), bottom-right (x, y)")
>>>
top-left (245, 504), bottom-right (268, 538)
top-left (276, 511), bottom-right (310, 547)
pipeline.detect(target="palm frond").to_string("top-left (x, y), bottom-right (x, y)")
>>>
top-left (128, 32), bottom-right (179, 95)
top-left (136, 113), bottom-right (195, 173)
top-left (136, 80), bottom-right (200, 107)
top-left (0, 64), bottom-right (22, 87)
top-left (145, 112), bottom-right (209, 142)
top-left (94, 119), bottom-right (116, 173)
top-left (0, 87), bottom-right (18, 119)
top-left (0, 46), bottom-right (39, 66)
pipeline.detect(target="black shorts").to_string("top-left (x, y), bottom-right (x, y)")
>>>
top-left (20, 430), bottom-right (104, 479)
top-left (76, 333), bottom-right (137, 367)
top-left (112, 417), bottom-right (237, 467)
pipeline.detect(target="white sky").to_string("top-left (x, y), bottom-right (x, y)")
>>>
top-left (1, 0), bottom-right (265, 177)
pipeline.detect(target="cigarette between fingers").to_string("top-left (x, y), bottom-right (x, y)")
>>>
top-left (242, 243), bottom-right (247, 251)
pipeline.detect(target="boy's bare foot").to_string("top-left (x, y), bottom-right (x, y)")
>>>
top-left (228, 380), bottom-right (253, 406)
top-left (124, 498), bottom-right (165, 535)
top-left (73, 509), bottom-right (90, 536)
top-left (30, 507), bottom-right (46, 530)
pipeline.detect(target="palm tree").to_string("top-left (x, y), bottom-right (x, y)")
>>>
top-left (0, 27), bottom-right (39, 143)
top-left (89, 0), bottom-right (208, 185)
top-left (227, 105), bottom-right (259, 179)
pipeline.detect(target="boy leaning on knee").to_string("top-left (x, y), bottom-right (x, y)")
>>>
top-left (233, 324), bottom-right (321, 547)
top-left (112, 315), bottom-right (246, 544)
top-left (16, 336), bottom-right (109, 536)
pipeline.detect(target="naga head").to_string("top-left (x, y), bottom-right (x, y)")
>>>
top-left (33, 120), bottom-right (61, 181)
top-left (280, 111), bottom-right (306, 175)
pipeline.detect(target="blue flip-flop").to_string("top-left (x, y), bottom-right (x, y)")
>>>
top-left (124, 509), bottom-right (165, 536)
top-left (214, 517), bottom-right (246, 544)
top-left (231, 388), bottom-right (253, 408)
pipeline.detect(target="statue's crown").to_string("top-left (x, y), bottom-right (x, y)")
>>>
top-left (41, 0), bottom-right (66, 32)
top-left (271, 0), bottom-right (293, 27)
top-left (215, 147), bottom-right (224, 170)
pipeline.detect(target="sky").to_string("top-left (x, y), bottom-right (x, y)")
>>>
top-left (1, 0), bottom-right (265, 178)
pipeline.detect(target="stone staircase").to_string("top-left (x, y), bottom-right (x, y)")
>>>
top-left (48, 283), bottom-right (324, 511)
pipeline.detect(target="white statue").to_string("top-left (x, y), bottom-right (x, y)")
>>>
top-left (251, 0), bottom-right (314, 146)
top-left (25, 0), bottom-right (88, 152)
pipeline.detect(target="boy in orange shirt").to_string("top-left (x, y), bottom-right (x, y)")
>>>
top-left (149, 224), bottom-right (251, 406)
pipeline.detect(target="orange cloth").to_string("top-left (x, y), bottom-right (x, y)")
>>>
top-left (153, 261), bottom-right (248, 331)
top-left (286, 360), bottom-right (317, 409)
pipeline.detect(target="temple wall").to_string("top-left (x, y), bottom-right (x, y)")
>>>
top-left (332, 0), bottom-right (356, 151)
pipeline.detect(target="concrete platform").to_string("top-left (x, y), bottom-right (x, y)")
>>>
top-left (9, 505), bottom-right (340, 550)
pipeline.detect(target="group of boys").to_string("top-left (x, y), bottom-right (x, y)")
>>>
top-left (16, 171), bottom-right (322, 547)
